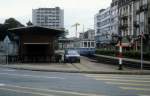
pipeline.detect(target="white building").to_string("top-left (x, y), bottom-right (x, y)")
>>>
top-left (118, 0), bottom-right (135, 37)
top-left (79, 29), bottom-right (95, 48)
top-left (111, 0), bottom-right (119, 35)
top-left (94, 7), bottom-right (112, 47)
top-left (134, 0), bottom-right (150, 51)
top-left (79, 29), bottom-right (95, 40)
top-left (32, 7), bottom-right (64, 30)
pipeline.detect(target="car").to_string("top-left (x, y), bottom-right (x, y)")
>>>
top-left (64, 50), bottom-right (80, 63)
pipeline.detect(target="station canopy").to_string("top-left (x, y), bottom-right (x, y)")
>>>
top-left (8, 26), bottom-right (64, 37)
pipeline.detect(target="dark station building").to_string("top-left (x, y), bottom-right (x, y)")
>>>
top-left (8, 26), bottom-right (64, 63)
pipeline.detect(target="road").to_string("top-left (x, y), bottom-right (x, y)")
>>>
top-left (0, 68), bottom-right (150, 96)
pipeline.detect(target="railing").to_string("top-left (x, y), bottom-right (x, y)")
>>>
top-left (0, 55), bottom-right (63, 64)
top-left (134, 21), bottom-right (140, 28)
top-left (119, 24), bottom-right (128, 30)
top-left (140, 4), bottom-right (148, 12)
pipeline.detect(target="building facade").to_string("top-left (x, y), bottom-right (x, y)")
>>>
top-left (118, 0), bottom-right (150, 51)
top-left (118, 0), bottom-right (135, 37)
top-left (111, 0), bottom-right (119, 35)
top-left (95, 7), bottom-right (112, 48)
top-left (79, 29), bottom-right (95, 40)
top-left (110, 0), bottom-right (120, 45)
top-left (8, 26), bottom-right (63, 63)
top-left (134, 0), bottom-right (150, 51)
top-left (79, 29), bottom-right (95, 48)
top-left (32, 7), bottom-right (64, 30)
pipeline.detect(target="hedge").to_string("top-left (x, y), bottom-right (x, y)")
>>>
top-left (96, 49), bottom-right (150, 61)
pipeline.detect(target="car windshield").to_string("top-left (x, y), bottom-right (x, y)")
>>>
top-left (67, 50), bottom-right (79, 55)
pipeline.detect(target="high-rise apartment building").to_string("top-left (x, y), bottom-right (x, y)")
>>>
top-left (94, 7), bottom-right (112, 47)
top-left (134, 0), bottom-right (150, 51)
top-left (111, 0), bottom-right (119, 35)
top-left (32, 7), bottom-right (64, 30)
top-left (118, 0), bottom-right (135, 37)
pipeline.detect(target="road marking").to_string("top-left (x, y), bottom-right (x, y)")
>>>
top-left (1, 69), bottom-right (16, 72)
top-left (121, 87), bottom-right (150, 91)
top-left (0, 87), bottom-right (55, 96)
top-left (105, 82), bottom-right (150, 87)
top-left (95, 78), bottom-right (150, 83)
top-left (0, 83), bottom-right (5, 86)
top-left (0, 73), bottom-right (65, 79)
top-left (4, 84), bottom-right (105, 96)
top-left (85, 75), bottom-right (150, 80)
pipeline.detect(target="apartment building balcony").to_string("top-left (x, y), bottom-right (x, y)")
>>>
top-left (119, 24), bottom-right (128, 30)
top-left (134, 21), bottom-right (140, 28)
top-left (136, 4), bottom-right (148, 14)
top-left (136, 9), bottom-right (140, 14)
top-left (120, 14), bottom-right (128, 20)
top-left (140, 4), bottom-right (148, 12)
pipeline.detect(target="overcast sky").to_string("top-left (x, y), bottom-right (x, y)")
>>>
top-left (0, 0), bottom-right (111, 37)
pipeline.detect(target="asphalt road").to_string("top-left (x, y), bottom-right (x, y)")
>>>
top-left (0, 68), bottom-right (150, 96)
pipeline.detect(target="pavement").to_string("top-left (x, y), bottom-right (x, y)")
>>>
top-left (0, 57), bottom-right (150, 74)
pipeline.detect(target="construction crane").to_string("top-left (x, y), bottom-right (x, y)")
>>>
top-left (72, 23), bottom-right (80, 38)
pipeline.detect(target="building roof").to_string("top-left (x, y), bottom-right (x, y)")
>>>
top-left (8, 26), bottom-right (64, 37)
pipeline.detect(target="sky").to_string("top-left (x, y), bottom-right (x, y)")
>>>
top-left (0, 0), bottom-right (111, 37)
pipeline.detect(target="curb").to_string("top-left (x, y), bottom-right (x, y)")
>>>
top-left (1, 65), bottom-right (150, 75)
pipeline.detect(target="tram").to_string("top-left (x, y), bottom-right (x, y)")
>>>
top-left (67, 39), bottom-right (96, 56)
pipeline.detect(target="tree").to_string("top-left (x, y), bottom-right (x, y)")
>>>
top-left (4, 18), bottom-right (24, 29)
top-left (0, 18), bottom-right (25, 40)
top-left (26, 20), bottom-right (33, 26)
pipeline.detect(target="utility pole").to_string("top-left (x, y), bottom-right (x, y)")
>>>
top-left (72, 23), bottom-right (80, 38)
top-left (140, 32), bottom-right (143, 70)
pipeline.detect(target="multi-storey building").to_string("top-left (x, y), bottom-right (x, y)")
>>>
top-left (110, 0), bottom-right (120, 45)
top-left (79, 29), bottom-right (95, 40)
top-left (134, 0), bottom-right (150, 51)
top-left (111, 0), bottom-right (119, 35)
top-left (32, 7), bottom-right (64, 30)
top-left (95, 7), bottom-right (112, 48)
top-left (118, 0), bottom-right (135, 37)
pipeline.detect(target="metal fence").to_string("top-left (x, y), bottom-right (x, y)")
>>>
top-left (0, 55), bottom-right (62, 64)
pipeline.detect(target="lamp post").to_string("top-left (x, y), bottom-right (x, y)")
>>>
top-left (140, 32), bottom-right (143, 70)
top-left (140, 21), bottom-right (144, 70)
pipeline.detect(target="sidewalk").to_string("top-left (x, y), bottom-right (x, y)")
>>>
top-left (0, 57), bottom-right (150, 74)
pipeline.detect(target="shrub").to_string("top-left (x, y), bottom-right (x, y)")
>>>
top-left (96, 49), bottom-right (150, 61)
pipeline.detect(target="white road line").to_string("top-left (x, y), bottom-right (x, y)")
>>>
top-left (121, 87), bottom-right (150, 91)
top-left (85, 74), bottom-right (150, 77)
top-left (4, 84), bottom-right (105, 96)
top-left (0, 83), bottom-right (5, 86)
top-left (0, 87), bottom-right (55, 96)
top-left (1, 69), bottom-right (16, 72)
top-left (105, 82), bottom-right (150, 87)
top-left (85, 75), bottom-right (150, 80)
top-left (0, 73), bottom-right (65, 79)
top-left (95, 78), bottom-right (150, 83)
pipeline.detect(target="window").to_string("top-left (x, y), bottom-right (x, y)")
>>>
top-left (88, 42), bottom-right (90, 47)
top-left (84, 42), bottom-right (87, 47)
top-left (91, 42), bottom-right (95, 47)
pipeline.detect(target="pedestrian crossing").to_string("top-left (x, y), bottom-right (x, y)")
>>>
top-left (85, 74), bottom-right (150, 96)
